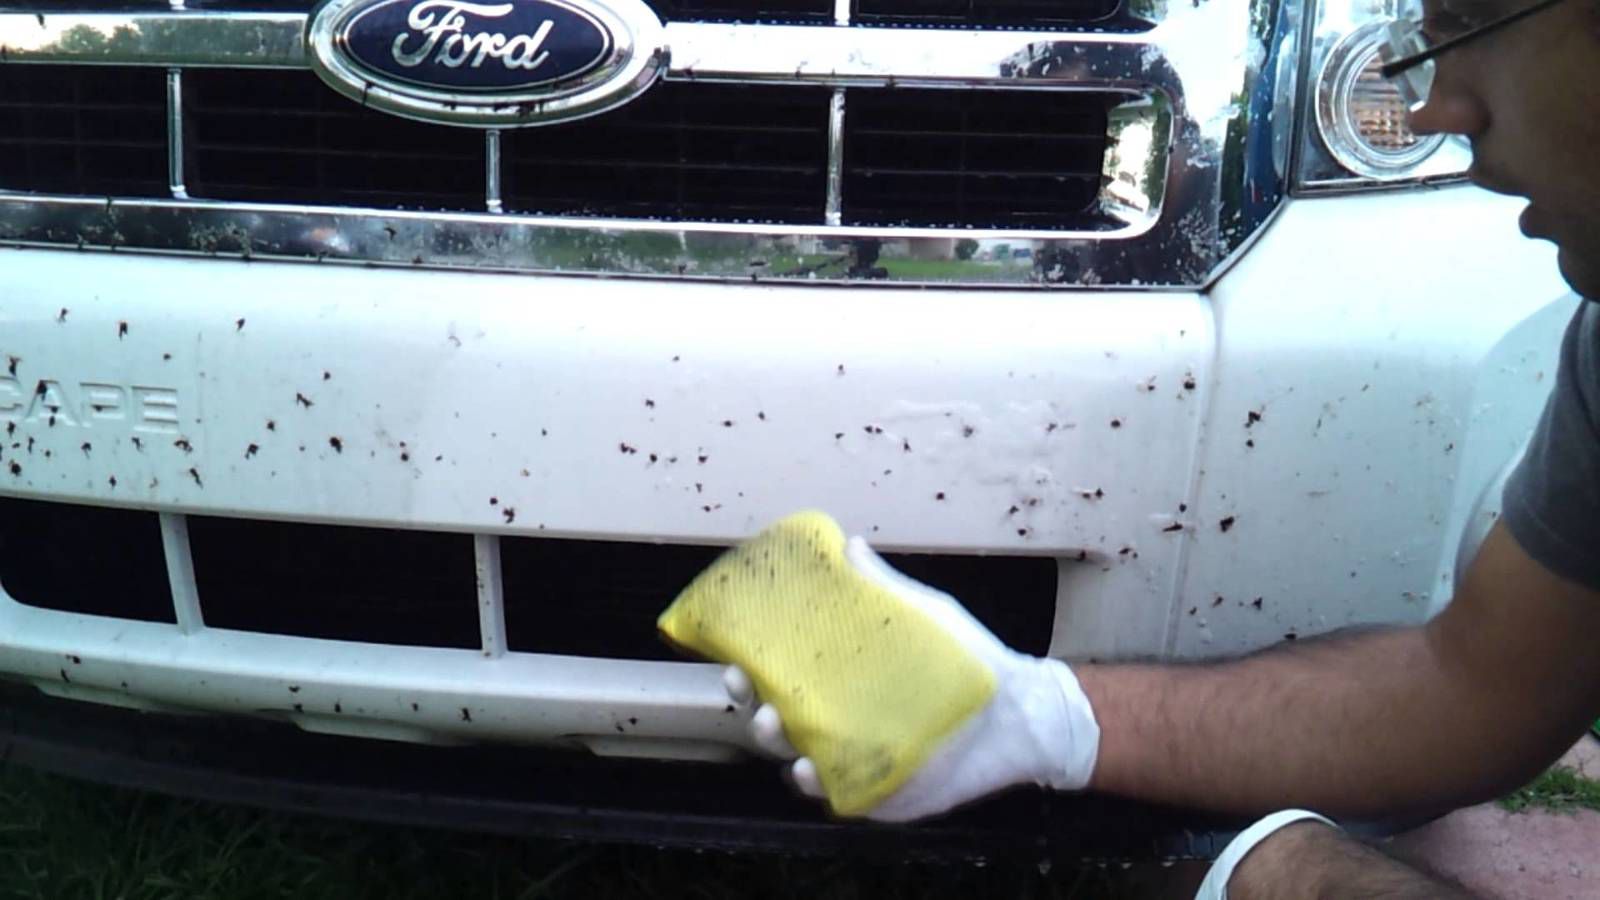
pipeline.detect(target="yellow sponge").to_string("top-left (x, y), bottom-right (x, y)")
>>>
top-left (657, 511), bottom-right (996, 816)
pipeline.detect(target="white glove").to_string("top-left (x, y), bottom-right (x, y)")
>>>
top-left (724, 535), bottom-right (1101, 822)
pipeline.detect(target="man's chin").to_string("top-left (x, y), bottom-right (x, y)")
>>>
top-left (1556, 246), bottom-right (1600, 301)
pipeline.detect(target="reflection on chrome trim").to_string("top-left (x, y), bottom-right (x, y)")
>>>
top-left (2, 191), bottom-right (1207, 287)
top-left (0, 11), bottom-right (306, 68)
top-left (166, 67), bottom-right (187, 199)
top-left (824, 88), bottom-right (845, 228)
top-left (0, 0), bottom-right (1302, 287)
top-left (485, 130), bottom-right (504, 214)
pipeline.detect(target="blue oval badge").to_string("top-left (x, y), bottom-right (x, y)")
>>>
top-left (340, 0), bottom-right (613, 93)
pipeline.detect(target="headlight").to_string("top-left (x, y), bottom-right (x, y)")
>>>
top-left (1295, 0), bottom-right (1470, 189)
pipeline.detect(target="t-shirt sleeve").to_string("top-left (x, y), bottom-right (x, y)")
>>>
top-left (1502, 302), bottom-right (1600, 592)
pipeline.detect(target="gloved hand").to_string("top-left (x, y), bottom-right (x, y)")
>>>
top-left (723, 534), bottom-right (1101, 822)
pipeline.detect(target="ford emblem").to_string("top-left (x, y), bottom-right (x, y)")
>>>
top-left (308, 0), bottom-right (667, 127)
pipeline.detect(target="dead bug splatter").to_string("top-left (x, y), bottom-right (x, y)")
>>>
top-left (1110, 418), bottom-right (1123, 429)
top-left (236, 318), bottom-right (246, 331)
top-left (188, 467), bottom-right (203, 487)
top-left (335, 702), bottom-right (343, 713)
top-left (108, 475), bottom-right (117, 487)
top-left (1178, 502), bottom-right (1188, 512)
top-left (697, 454), bottom-right (709, 464)
top-left (117, 321), bottom-right (128, 339)
top-left (934, 492), bottom-right (946, 501)
top-left (59, 668), bottom-right (69, 683)
top-left (1283, 632), bottom-right (1298, 641)
top-left (295, 392), bottom-right (313, 408)
top-left (834, 432), bottom-right (844, 440)
top-left (489, 497), bottom-right (498, 506)
top-left (1007, 505), bottom-right (1020, 515)
top-left (245, 443), bottom-right (259, 458)
top-left (502, 507), bottom-right (516, 524)
top-left (619, 442), bottom-right (638, 454)
top-left (648, 453), bottom-right (658, 463)
top-left (1219, 516), bottom-right (1235, 532)
top-left (1017, 527), bottom-right (1030, 537)
top-left (722, 419), bottom-right (734, 427)
top-left (56, 308), bottom-right (67, 323)
top-left (1245, 439), bottom-right (1255, 448)
top-left (322, 371), bottom-right (331, 381)
top-left (962, 425), bottom-right (975, 437)
top-left (7, 461), bottom-right (19, 476)
top-left (293, 703), bottom-right (303, 713)
top-left (162, 352), bottom-right (172, 361)
top-left (694, 483), bottom-right (702, 493)
top-left (265, 419), bottom-right (276, 432)
top-left (174, 438), bottom-right (192, 453)
top-left (1246, 410), bottom-right (1263, 427)
top-left (644, 398), bottom-right (655, 408)
top-left (328, 437), bottom-right (343, 453)
top-left (80, 442), bottom-right (91, 456)
top-left (836, 364), bottom-right (845, 375)
top-left (131, 436), bottom-right (143, 450)
top-left (5, 356), bottom-right (15, 376)
top-left (863, 424), bottom-right (882, 435)
top-left (1162, 522), bottom-right (1183, 533)
top-left (1251, 597), bottom-right (1264, 610)
top-left (1212, 595), bottom-right (1224, 607)
top-left (758, 411), bottom-right (766, 421)
top-left (4, 423), bottom-right (11, 437)
top-left (33, 380), bottom-right (45, 398)
top-left (460, 707), bottom-right (472, 722)
top-left (1183, 375), bottom-right (1197, 390)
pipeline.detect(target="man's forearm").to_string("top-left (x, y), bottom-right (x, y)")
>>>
top-left (1076, 624), bottom-right (1564, 818)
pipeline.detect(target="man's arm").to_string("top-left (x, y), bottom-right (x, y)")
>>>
top-left (1078, 521), bottom-right (1600, 819)
top-left (1225, 822), bottom-right (1474, 900)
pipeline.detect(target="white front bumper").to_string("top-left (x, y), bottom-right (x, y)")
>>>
top-left (0, 185), bottom-right (1574, 758)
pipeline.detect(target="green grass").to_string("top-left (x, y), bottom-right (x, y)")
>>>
top-left (0, 766), bottom-right (1158, 900)
top-left (1498, 766), bottom-right (1600, 815)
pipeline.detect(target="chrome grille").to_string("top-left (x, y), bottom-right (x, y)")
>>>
top-left (0, 2), bottom-right (1295, 287)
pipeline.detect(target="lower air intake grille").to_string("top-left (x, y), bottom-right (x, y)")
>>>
top-left (844, 88), bottom-right (1113, 228)
top-left (501, 83), bottom-right (831, 223)
top-left (0, 497), bottom-right (175, 624)
top-left (0, 501), bottom-right (1057, 659)
top-left (0, 65), bottom-right (168, 198)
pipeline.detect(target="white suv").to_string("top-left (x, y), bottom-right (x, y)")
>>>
top-left (0, 0), bottom-right (1576, 857)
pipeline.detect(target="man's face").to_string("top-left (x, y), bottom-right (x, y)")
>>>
top-left (1409, 0), bottom-right (1600, 298)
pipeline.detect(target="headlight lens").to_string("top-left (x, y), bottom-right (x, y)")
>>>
top-left (1295, 0), bottom-right (1470, 189)
top-left (1315, 22), bottom-right (1444, 177)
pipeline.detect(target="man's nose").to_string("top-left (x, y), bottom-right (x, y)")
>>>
top-left (1407, 90), bottom-right (1488, 137)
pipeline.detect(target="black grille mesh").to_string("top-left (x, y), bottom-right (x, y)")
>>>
top-left (0, 497), bottom-right (176, 624)
top-left (501, 82), bottom-right (829, 223)
top-left (843, 88), bottom-right (1112, 228)
top-left (0, 65), bottom-right (168, 197)
top-left (184, 69), bottom-right (486, 211)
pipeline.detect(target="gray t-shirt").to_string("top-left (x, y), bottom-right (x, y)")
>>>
top-left (1503, 301), bottom-right (1600, 591)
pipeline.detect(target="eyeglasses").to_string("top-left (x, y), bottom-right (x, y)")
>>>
top-left (1378, 0), bottom-right (1568, 107)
